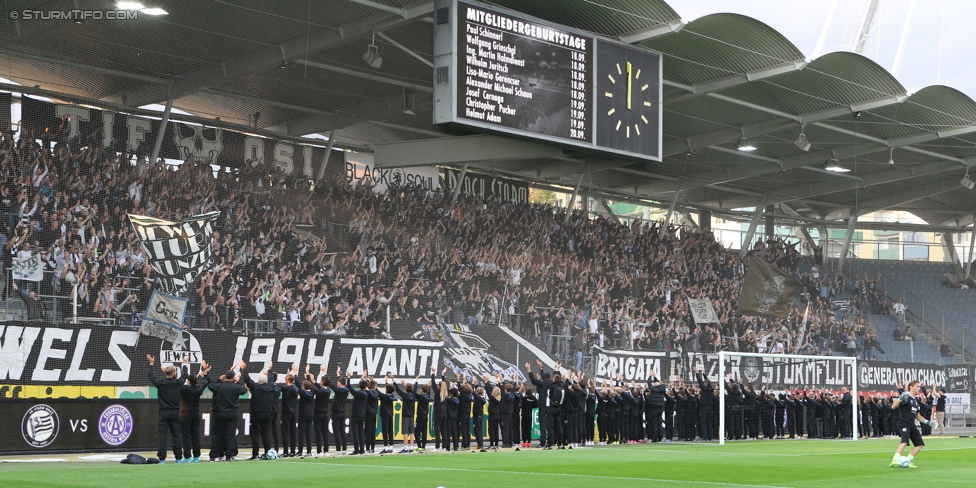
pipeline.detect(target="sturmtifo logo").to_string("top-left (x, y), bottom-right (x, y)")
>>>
top-left (98, 405), bottom-right (133, 446)
top-left (22, 404), bottom-right (59, 448)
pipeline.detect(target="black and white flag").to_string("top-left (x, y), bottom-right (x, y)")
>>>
top-left (129, 212), bottom-right (219, 295)
top-left (139, 291), bottom-right (188, 345)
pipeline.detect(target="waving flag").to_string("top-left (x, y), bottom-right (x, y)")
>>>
top-left (129, 212), bottom-right (219, 295)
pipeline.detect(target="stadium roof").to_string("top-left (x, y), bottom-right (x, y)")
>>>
top-left (2, 0), bottom-right (975, 229)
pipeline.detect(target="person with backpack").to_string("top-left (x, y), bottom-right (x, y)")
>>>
top-left (147, 354), bottom-right (188, 464)
top-left (547, 371), bottom-right (565, 450)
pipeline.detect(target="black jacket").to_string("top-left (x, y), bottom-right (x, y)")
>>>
top-left (180, 377), bottom-right (209, 417)
top-left (208, 377), bottom-right (247, 413)
top-left (243, 369), bottom-right (278, 416)
top-left (416, 388), bottom-right (431, 418)
top-left (394, 383), bottom-right (416, 418)
top-left (473, 393), bottom-right (488, 417)
top-left (646, 378), bottom-right (667, 408)
top-left (312, 383), bottom-right (332, 415)
top-left (331, 384), bottom-right (350, 416)
top-left (530, 370), bottom-right (551, 406)
top-left (280, 383), bottom-right (299, 415)
top-left (149, 365), bottom-right (187, 410)
top-left (298, 386), bottom-right (315, 418)
top-left (350, 387), bottom-right (368, 418)
top-left (379, 390), bottom-right (396, 418)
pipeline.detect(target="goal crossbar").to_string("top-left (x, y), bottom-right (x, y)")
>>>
top-left (717, 351), bottom-right (857, 445)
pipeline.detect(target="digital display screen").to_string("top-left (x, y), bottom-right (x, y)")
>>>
top-left (435, 0), bottom-right (661, 161)
top-left (456, 1), bottom-right (593, 143)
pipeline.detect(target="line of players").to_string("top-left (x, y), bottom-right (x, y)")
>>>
top-left (150, 354), bottom-right (945, 463)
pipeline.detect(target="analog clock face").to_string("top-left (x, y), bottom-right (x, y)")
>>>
top-left (595, 40), bottom-right (660, 157)
top-left (604, 60), bottom-right (653, 141)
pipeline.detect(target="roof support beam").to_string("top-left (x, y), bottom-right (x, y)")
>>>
top-left (619, 19), bottom-right (687, 44)
top-left (824, 177), bottom-right (963, 221)
top-left (663, 60), bottom-right (808, 105)
top-left (270, 90), bottom-right (432, 136)
top-left (102, 4), bottom-right (433, 107)
top-left (739, 194), bottom-right (767, 257)
top-left (594, 200), bottom-right (624, 225)
top-left (296, 59), bottom-right (433, 92)
top-left (711, 160), bottom-right (966, 209)
top-left (661, 93), bottom-right (907, 157)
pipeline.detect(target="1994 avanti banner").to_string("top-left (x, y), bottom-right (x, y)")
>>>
top-left (0, 323), bottom-right (443, 395)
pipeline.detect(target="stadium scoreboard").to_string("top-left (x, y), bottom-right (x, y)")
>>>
top-left (433, 0), bottom-right (662, 161)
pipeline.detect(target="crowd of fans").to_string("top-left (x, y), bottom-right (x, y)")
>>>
top-left (0, 126), bottom-right (886, 366)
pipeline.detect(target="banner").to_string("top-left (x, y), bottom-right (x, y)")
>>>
top-left (345, 153), bottom-right (439, 194)
top-left (407, 321), bottom-right (524, 381)
top-left (19, 98), bottom-right (332, 175)
top-left (336, 338), bottom-right (443, 381)
top-left (857, 360), bottom-right (971, 392)
top-left (687, 298), bottom-right (718, 324)
top-left (128, 212), bottom-right (218, 295)
top-left (0, 324), bottom-right (341, 389)
top-left (738, 256), bottom-right (801, 317)
top-left (139, 292), bottom-right (188, 343)
top-left (593, 346), bottom-right (677, 383)
top-left (440, 168), bottom-right (529, 204)
top-left (686, 352), bottom-right (854, 390)
top-left (12, 254), bottom-right (45, 282)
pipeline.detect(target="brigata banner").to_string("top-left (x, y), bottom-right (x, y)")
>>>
top-left (592, 346), bottom-right (677, 384)
top-left (0, 323), bottom-right (442, 392)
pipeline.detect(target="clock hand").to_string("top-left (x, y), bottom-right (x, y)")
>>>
top-left (627, 62), bottom-right (632, 110)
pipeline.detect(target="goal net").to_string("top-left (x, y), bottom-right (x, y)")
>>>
top-left (716, 351), bottom-right (857, 445)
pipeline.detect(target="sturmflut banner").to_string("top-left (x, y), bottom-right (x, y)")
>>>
top-left (687, 353), bottom-right (854, 390)
top-left (128, 212), bottom-right (219, 295)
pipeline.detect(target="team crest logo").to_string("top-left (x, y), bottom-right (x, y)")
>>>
top-left (741, 357), bottom-right (761, 384)
top-left (98, 405), bottom-right (134, 446)
top-left (22, 404), bottom-right (59, 448)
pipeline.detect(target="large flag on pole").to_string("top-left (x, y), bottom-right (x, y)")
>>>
top-left (129, 212), bottom-right (219, 295)
top-left (737, 255), bottom-right (801, 318)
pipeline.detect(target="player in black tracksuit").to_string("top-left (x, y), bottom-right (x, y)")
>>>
top-left (331, 371), bottom-right (350, 453)
top-left (547, 373), bottom-right (565, 449)
top-left (724, 374), bottom-right (743, 440)
top-left (297, 376), bottom-right (315, 457)
top-left (242, 362), bottom-right (277, 460)
top-left (775, 394), bottom-right (787, 439)
top-left (511, 386), bottom-right (523, 449)
top-left (584, 386), bottom-right (596, 445)
top-left (596, 389), bottom-right (609, 444)
top-left (415, 380), bottom-right (432, 451)
top-left (696, 369), bottom-right (715, 441)
top-left (310, 368), bottom-right (332, 455)
top-left (395, 378), bottom-right (419, 452)
top-left (743, 385), bottom-right (759, 439)
top-left (378, 378), bottom-right (397, 452)
top-left (890, 380), bottom-right (937, 467)
top-left (486, 377), bottom-right (501, 448)
top-left (527, 361), bottom-right (551, 447)
top-left (458, 382), bottom-right (474, 450)
top-left (279, 369), bottom-right (299, 457)
top-left (645, 372), bottom-right (666, 442)
top-left (147, 354), bottom-right (188, 463)
top-left (269, 371), bottom-right (282, 452)
top-left (180, 361), bottom-right (210, 462)
top-left (563, 381), bottom-right (582, 447)
top-left (432, 369), bottom-right (448, 450)
top-left (349, 376), bottom-right (370, 455)
top-left (207, 369), bottom-right (248, 461)
top-left (785, 393), bottom-right (797, 438)
top-left (522, 388), bottom-right (538, 447)
top-left (445, 385), bottom-right (461, 451)
top-left (472, 385), bottom-right (487, 451)
top-left (365, 380), bottom-right (379, 453)
top-left (499, 382), bottom-right (515, 448)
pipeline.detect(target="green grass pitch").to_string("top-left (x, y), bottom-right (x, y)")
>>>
top-left (1, 437), bottom-right (973, 487)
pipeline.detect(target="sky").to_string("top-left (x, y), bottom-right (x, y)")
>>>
top-left (669, 0), bottom-right (976, 100)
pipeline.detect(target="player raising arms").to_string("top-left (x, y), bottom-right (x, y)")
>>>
top-left (890, 379), bottom-right (939, 468)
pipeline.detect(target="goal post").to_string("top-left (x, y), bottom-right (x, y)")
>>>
top-left (717, 351), bottom-right (857, 445)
